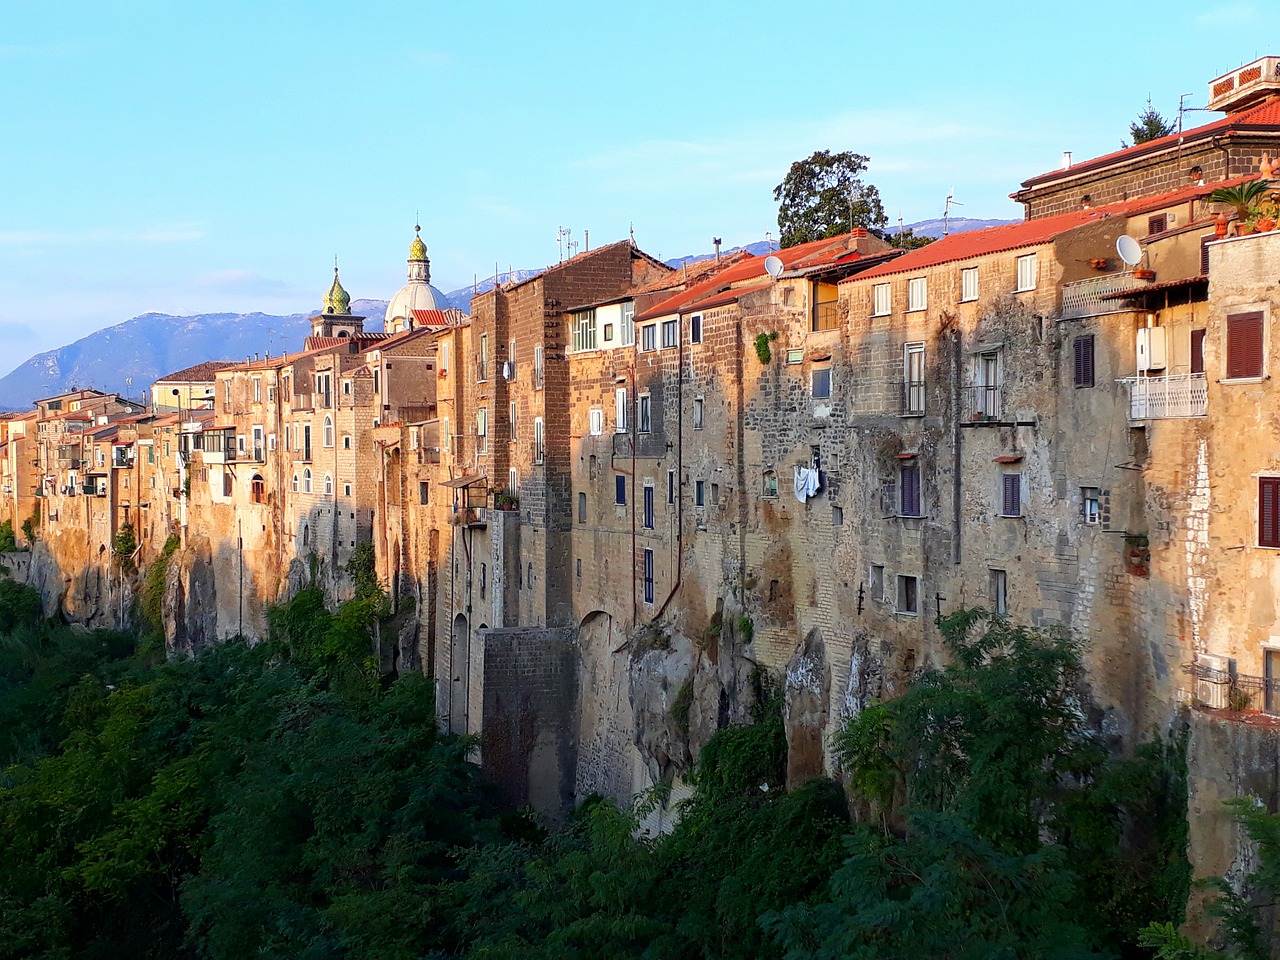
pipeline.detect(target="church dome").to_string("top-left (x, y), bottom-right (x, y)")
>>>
top-left (384, 224), bottom-right (449, 332)
top-left (324, 266), bottom-right (351, 315)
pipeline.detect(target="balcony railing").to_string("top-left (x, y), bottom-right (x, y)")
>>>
top-left (900, 379), bottom-right (926, 416)
top-left (1122, 373), bottom-right (1207, 420)
top-left (1061, 274), bottom-right (1147, 320)
top-left (1186, 658), bottom-right (1280, 714)
top-left (964, 384), bottom-right (1003, 421)
top-left (812, 300), bottom-right (842, 332)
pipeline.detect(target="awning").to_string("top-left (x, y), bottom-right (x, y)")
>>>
top-left (1098, 276), bottom-right (1207, 300)
top-left (993, 455), bottom-right (1024, 464)
top-left (441, 474), bottom-right (487, 489)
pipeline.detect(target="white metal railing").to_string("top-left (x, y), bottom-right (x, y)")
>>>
top-left (1121, 373), bottom-right (1208, 419)
top-left (1061, 274), bottom-right (1146, 320)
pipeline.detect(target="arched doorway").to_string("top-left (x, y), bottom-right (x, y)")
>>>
top-left (450, 612), bottom-right (469, 734)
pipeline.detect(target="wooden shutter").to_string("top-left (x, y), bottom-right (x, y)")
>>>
top-left (1262, 478), bottom-right (1280, 548)
top-left (1073, 335), bottom-right (1095, 387)
top-left (1200, 236), bottom-right (1211, 276)
top-left (1002, 473), bottom-right (1021, 517)
top-left (1227, 311), bottom-right (1264, 379)
top-left (1190, 329), bottom-right (1206, 375)
top-left (901, 464), bottom-right (920, 516)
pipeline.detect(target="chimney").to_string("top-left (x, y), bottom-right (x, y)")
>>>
top-left (713, 237), bottom-right (722, 263)
top-left (1062, 151), bottom-right (1073, 170)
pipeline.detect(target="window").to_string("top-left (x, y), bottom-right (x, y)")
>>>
top-left (661, 320), bottom-right (678, 348)
top-left (344, 483), bottom-right (351, 497)
top-left (419, 481), bottom-right (430, 505)
top-left (973, 350), bottom-right (1001, 419)
top-left (324, 473), bottom-right (333, 496)
top-left (641, 324), bottom-right (657, 352)
top-left (303, 423), bottom-right (312, 459)
top-left (1200, 236), bottom-right (1212, 276)
top-left (440, 342), bottom-right (450, 375)
top-left (533, 417), bottom-right (544, 464)
top-left (343, 379), bottom-right (351, 395)
top-left (872, 283), bottom-right (891, 316)
top-left (762, 470), bottom-right (778, 499)
top-left (588, 408), bottom-right (603, 436)
top-left (303, 468), bottom-right (312, 494)
top-left (1261, 477), bottom-right (1280, 548)
top-left (1226, 311), bottom-right (1264, 379)
top-left (532, 345), bottom-right (543, 389)
top-left (477, 407), bottom-right (487, 455)
top-left (222, 471), bottom-right (233, 497)
top-left (621, 301), bottom-right (635, 346)
top-left (1073, 335), bottom-right (1095, 388)
top-left (1082, 486), bottom-right (1100, 524)
top-left (903, 342), bottom-right (925, 414)
top-left (603, 323), bottom-right (614, 342)
top-left (643, 548), bottom-right (654, 604)
top-left (638, 395), bottom-right (651, 433)
top-left (832, 504), bottom-right (843, 525)
top-left (695, 480), bottom-right (706, 506)
top-left (508, 467), bottom-right (517, 493)
top-left (267, 433), bottom-right (276, 452)
top-left (615, 474), bottom-right (627, 505)
top-left (811, 368), bottom-right (832, 399)
top-left (1001, 472), bottom-right (1022, 517)
top-left (693, 398), bottom-right (704, 429)
top-left (989, 569), bottom-right (1008, 615)
top-left (786, 348), bottom-right (804, 364)
top-left (1148, 214), bottom-right (1167, 235)
top-left (960, 266), bottom-right (978, 302)
top-left (578, 491), bottom-right (587, 522)
top-left (643, 485), bottom-right (654, 529)
top-left (252, 378), bottom-right (261, 403)
top-left (690, 314), bottom-right (703, 344)
top-left (223, 380), bottom-right (231, 406)
top-left (510, 401), bottom-right (518, 440)
top-left (869, 564), bottom-right (885, 602)
top-left (373, 370), bottom-right (380, 394)
top-left (615, 387), bottom-right (628, 432)
top-left (907, 277), bottom-right (927, 312)
top-left (1016, 254), bottom-right (1038, 292)
top-left (1191, 328), bottom-right (1206, 375)
top-left (572, 309), bottom-right (596, 352)
top-left (237, 434), bottom-right (246, 456)
top-left (478, 334), bottom-right (489, 380)
top-left (896, 575), bottom-right (919, 615)
top-left (343, 435), bottom-right (351, 450)
top-left (292, 474), bottom-right (299, 492)
top-left (323, 416), bottom-right (334, 447)
top-left (900, 462), bottom-right (921, 517)
top-left (480, 563), bottom-right (487, 599)
top-left (667, 469), bottom-right (676, 504)
top-left (711, 482), bottom-right (719, 504)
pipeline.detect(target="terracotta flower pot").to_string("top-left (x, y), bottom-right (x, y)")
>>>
top-left (1256, 216), bottom-right (1276, 232)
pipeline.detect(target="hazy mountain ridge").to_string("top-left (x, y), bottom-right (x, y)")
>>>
top-left (0, 219), bottom-right (1015, 411)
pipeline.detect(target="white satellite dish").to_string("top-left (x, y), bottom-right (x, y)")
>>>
top-left (1116, 235), bottom-right (1143, 267)
top-left (763, 255), bottom-right (784, 279)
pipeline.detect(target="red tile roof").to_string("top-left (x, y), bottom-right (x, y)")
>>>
top-left (154, 360), bottom-right (239, 384)
top-left (411, 307), bottom-right (468, 327)
top-left (1020, 98), bottom-right (1280, 188)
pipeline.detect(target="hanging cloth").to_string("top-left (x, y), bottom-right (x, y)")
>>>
top-left (794, 465), bottom-right (810, 503)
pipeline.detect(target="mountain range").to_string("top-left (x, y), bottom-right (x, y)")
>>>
top-left (0, 219), bottom-right (1015, 411)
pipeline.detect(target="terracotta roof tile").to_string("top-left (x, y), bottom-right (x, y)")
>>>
top-left (154, 360), bottom-right (240, 384)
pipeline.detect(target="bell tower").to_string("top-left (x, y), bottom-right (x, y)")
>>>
top-left (311, 263), bottom-right (366, 339)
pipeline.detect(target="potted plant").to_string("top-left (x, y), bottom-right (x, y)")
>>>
top-left (1209, 179), bottom-right (1269, 234)
top-left (495, 492), bottom-right (519, 511)
top-left (1133, 267), bottom-right (1156, 280)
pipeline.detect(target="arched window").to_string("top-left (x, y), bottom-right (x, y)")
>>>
top-left (323, 415), bottom-right (334, 447)
top-left (251, 474), bottom-right (266, 504)
top-left (302, 523), bottom-right (310, 547)
top-left (323, 473), bottom-right (333, 496)
top-left (303, 468), bottom-right (312, 493)
top-left (291, 473), bottom-right (299, 492)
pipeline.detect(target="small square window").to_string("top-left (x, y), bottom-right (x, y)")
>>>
top-left (695, 480), bottom-right (706, 507)
top-left (1001, 472), bottom-right (1022, 518)
top-left (639, 395), bottom-right (652, 433)
top-left (589, 408), bottom-right (604, 436)
top-left (419, 481), bottom-right (430, 505)
top-left (343, 483), bottom-right (351, 497)
top-left (960, 267), bottom-right (978, 302)
top-left (603, 323), bottom-right (614, 342)
top-left (832, 504), bottom-right (843, 526)
top-left (690, 314), bottom-right (703, 344)
top-left (896, 575), bottom-right (919, 615)
top-left (1073, 335), bottom-right (1096, 388)
top-left (873, 283), bottom-right (891, 317)
top-left (642, 324), bottom-right (657, 352)
top-left (661, 319), bottom-right (678, 348)
top-left (1016, 254), bottom-right (1038, 292)
top-left (762, 470), bottom-right (778, 499)
top-left (710, 482), bottom-right (719, 504)
top-left (811, 368), bottom-right (832, 399)
top-left (615, 474), bottom-right (627, 505)
top-left (786, 348), bottom-right (804, 364)
top-left (1082, 486), bottom-right (1100, 524)
top-left (907, 277), bottom-right (927, 312)
top-left (343, 435), bottom-right (351, 450)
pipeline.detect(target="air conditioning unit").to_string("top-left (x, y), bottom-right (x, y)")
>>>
top-left (1195, 652), bottom-right (1231, 709)
top-left (1136, 327), bottom-right (1167, 372)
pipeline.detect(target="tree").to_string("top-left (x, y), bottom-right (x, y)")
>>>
top-left (774, 150), bottom-right (887, 248)
top-left (1126, 97), bottom-right (1175, 147)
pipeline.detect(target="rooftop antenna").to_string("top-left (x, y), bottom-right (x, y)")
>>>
top-left (943, 188), bottom-right (963, 236)
top-left (765, 229), bottom-right (774, 251)
top-left (584, 229), bottom-right (589, 252)
top-left (557, 226), bottom-right (568, 263)
top-left (897, 212), bottom-right (904, 239)
top-left (629, 221), bottom-right (636, 246)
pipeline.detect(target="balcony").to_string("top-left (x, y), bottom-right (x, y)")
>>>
top-left (812, 300), bottom-right (842, 332)
top-left (452, 505), bottom-right (488, 528)
top-left (899, 379), bottom-right (926, 416)
top-left (964, 384), bottom-right (1003, 422)
top-left (1061, 274), bottom-right (1147, 320)
top-left (1122, 372), bottom-right (1207, 420)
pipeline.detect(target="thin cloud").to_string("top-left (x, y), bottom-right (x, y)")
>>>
top-left (0, 224), bottom-right (206, 245)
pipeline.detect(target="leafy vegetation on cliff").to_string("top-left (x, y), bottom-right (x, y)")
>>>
top-left (0, 584), bottom-right (1195, 958)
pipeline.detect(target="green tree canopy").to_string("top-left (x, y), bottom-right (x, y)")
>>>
top-left (1126, 97), bottom-right (1175, 146)
top-left (774, 150), bottom-right (887, 248)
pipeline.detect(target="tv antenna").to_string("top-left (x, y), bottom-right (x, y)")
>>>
top-left (1178, 92), bottom-right (1213, 135)
top-left (943, 188), bottom-right (963, 236)
top-left (556, 226), bottom-right (571, 263)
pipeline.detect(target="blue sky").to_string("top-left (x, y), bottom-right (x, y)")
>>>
top-left (2, 0), bottom-right (1276, 375)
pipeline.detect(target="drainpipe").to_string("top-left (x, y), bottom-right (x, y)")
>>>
top-left (952, 328), bottom-right (963, 565)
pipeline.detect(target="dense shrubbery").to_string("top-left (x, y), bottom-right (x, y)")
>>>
top-left (0, 590), bottom-right (1199, 958)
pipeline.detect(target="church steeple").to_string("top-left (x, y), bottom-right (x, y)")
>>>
top-left (407, 223), bottom-right (431, 283)
top-left (324, 264), bottom-right (351, 315)
top-left (310, 260), bottom-right (365, 340)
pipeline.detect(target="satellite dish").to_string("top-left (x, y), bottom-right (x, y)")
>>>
top-left (763, 255), bottom-right (784, 279)
top-left (1116, 235), bottom-right (1143, 267)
